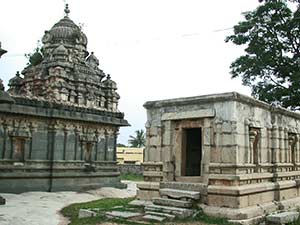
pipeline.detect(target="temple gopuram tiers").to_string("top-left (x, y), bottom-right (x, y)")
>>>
top-left (8, 4), bottom-right (119, 112)
top-left (0, 4), bottom-right (128, 193)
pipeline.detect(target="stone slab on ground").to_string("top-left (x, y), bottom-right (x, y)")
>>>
top-left (137, 181), bottom-right (160, 190)
top-left (145, 211), bottom-right (176, 219)
top-left (145, 204), bottom-right (194, 218)
top-left (78, 209), bottom-right (97, 218)
top-left (266, 211), bottom-right (299, 224)
top-left (106, 211), bottom-right (142, 219)
top-left (160, 188), bottom-right (200, 200)
top-left (143, 214), bottom-right (166, 222)
top-left (153, 197), bottom-right (192, 208)
top-left (129, 199), bottom-right (153, 207)
top-left (228, 215), bottom-right (264, 225)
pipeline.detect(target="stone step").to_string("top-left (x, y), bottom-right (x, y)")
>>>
top-left (160, 188), bottom-right (200, 200)
top-left (160, 181), bottom-right (207, 194)
top-left (128, 199), bottom-right (153, 207)
top-left (266, 211), bottom-right (299, 224)
top-left (145, 211), bottom-right (176, 219)
top-left (152, 197), bottom-right (192, 208)
top-left (106, 211), bottom-right (142, 219)
top-left (145, 204), bottom-right (194, 218)
top-left (143, 214), bottom-right (166, 222)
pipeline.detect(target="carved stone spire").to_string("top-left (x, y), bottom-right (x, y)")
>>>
top-left (64, 3), bottom-right (70, 17)
top-left (12, 4), bottom-right (120, 112)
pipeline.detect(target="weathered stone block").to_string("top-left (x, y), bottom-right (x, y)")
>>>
top-left (162, 146), bottom-right (172, 162)
top-left (148, 147), bottom-right (161, 161)
top-left (78, 209), bottom-right (97, 218)
top-left (145, 205), bottom-right (194, 218)
top-left (162, 131), bottom-right (172, 146)
top-left (266, 211), bottom-right (299, 224)
top-left (106, 211), bottom-right (141, 219)
top-left (149, 136), bottom-right (161, 146)
top-left (161, 109), bottom-right (215, 121)
top-left (152, 197), bottom-right (192, 208)
top-left (137, 181), bottom-right (160, 190)
top-left (137, 189), bottom-right (160, 200)
top-left (159, 188), bottom-right (200, 200)
top-left (149, 127), bottom-right (159, 136)
top-left (145, 211), bottom-right (175, 219)
top-left (143, 214), bottom-right (166, 222)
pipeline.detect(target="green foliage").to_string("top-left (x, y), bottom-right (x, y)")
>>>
top-left (117, 143), bottom-right (127, 147)
top-left (177, 209), bottom-right (234, 225)
top-left (25, 41), bottom-right (43, 66)
top-left (287, 209), bottom-right (300, 225)
top-left (226, 0), bottom-right (300, 110)
top-left (61, 197), bottom-right (234, 225)
top-left (61, 197), bottom-right (145, 225)
top-left (128, 130), bottom-right (145, 148)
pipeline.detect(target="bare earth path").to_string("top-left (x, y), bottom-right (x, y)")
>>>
top-left (0, 181), bottom-right (137, 225)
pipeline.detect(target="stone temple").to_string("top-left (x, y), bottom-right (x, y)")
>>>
top-left (138, 92), bottom-right (300, 224)
top-left (0, 5), bottom-right (128, 193)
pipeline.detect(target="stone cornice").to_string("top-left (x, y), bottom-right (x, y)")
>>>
top-left (0, 97), bottom-right (129, 126)
top-left (143, 92), bottom-right (300, 120)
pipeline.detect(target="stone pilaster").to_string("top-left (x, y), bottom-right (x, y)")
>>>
top-left (272, 126), bottom-right (279, 163)
top-left (74, 127), bottom-right (80, 160)
top-left (1, 122), bottom-right (8, 159)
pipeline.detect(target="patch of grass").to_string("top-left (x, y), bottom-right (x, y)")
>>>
top-left (162, 208), bottom-right (234, 225)
top-left (61, 197), bottom-right (147, 225)
top-left (287, 210), bottom-right (300, 225)
top-left (189, 210), bottom-right (234, 225)
top-left (120, 173), bottom-right (143, 181)
top-left (62, 197), bottom-right (233, 225)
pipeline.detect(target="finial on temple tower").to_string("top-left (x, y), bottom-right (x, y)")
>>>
top-left (64, 3), bottom-right (70, 17)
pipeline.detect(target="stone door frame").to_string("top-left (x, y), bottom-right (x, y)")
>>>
top-left (161, 109), bottom-right (215, 183)
top-left (174, 119), bottom-right (204, 179)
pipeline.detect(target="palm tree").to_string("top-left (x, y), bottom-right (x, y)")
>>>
top-left (128, 129), bottom-right (146, 147)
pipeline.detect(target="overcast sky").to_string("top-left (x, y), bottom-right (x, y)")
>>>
top-left (0, 0), bottom-right (259, 144)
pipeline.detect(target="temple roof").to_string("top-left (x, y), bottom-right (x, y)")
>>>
top-left (7, 4), bottom-right (121, 113)
top-left (43, 15), bottom-right (87, 47)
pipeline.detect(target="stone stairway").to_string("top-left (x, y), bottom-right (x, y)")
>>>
top-left (143, 182), bottom-right (205, 222)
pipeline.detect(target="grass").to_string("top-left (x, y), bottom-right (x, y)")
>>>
top-left (175, 209), bottom-right (234, 225)
top-left (61, 197), bottom-right (146, 225)
top-left (120, 173), bottom-right (143, 181)
top-left (61, 197), bottom-right (234, 225)
top-left (287, 210), bottom-right (300, 225)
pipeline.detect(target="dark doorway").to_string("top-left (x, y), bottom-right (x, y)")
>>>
top-left (183, 128), bottom-right (202, 176)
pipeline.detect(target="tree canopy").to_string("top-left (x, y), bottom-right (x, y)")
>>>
top-left (128, 129), bottom-right (146, 148)
top-left (226, 0), bottom-right (300, 109)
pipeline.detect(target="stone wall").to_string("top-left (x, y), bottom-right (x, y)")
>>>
top-left (0, 99), bottom-right (128, 193)
top-left (118, 164), bottom-right (143, 175)
top-left (141, 92), bottom-right (300, 222)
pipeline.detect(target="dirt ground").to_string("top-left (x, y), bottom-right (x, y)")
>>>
top-left (0, 181), bottom-right (137, 225)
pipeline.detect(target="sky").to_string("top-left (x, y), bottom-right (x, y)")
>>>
top-left (0, 0), bottom-right (260, 145)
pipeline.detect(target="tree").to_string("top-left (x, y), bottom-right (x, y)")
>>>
top-left (258, 0), bottom-right (300, 2)
top-left (117, 143), bottom-right (127, 147)
top-left (128, 130), bottom-right (146, 148)
top-left (226, 0), bottom-right (300, 109)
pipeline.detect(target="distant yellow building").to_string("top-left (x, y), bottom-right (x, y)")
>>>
top-left (117, 147), bottom-right (144, 165)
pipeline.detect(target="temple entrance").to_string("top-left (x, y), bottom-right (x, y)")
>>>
top-left (182, 128), bottom-right (202, 176)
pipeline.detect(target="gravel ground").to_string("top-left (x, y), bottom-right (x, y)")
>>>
top-left (0, 181), bottom-right (137, 225)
